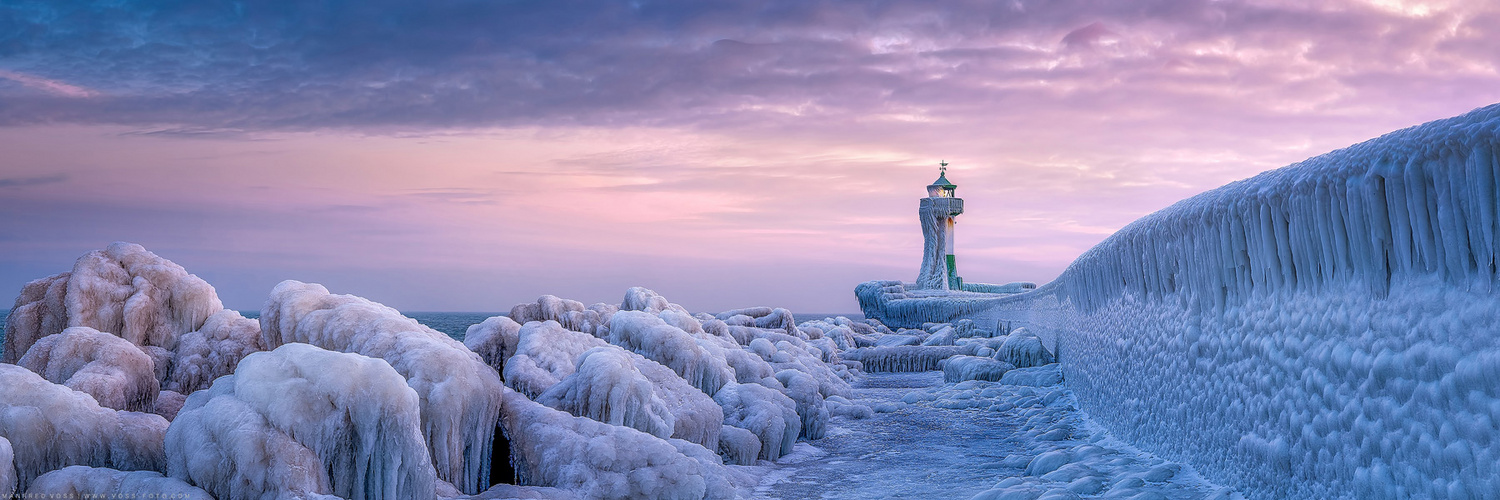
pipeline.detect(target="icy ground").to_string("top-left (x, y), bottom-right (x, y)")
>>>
top-left (754, 371), bottom-right (1237, 500)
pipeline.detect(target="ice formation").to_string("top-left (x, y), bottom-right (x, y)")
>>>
top-left (260, 280), bottom-right (502, 495)
top-left (3, 242), bottom-right (222, 363)
top-left (620, 286), bottom-right (688, 315)
top-left (28, 466), bottom-right (213, 499)
top-left (840, 345), bottom-right (978, 372)
top-left (942, 355), bottom-right (1014, 383)
top-left (464, 315), bottom-right (522, 373)
top-left (498, 388), bottom-right (741, 500)
top-left (0, 436), bottom-right (13, 499)
top-left (502, 320), bottom-right (723, 451)
top-left (165, 309), bottom-right (264, 395)
top-left (604, 311), bottom-right (735, 397)
top-left (16, 326), bottom-right (159, 412)
top-left (510, 295), bottom-right (615, 336)
top-left (166, 343), bottom-right (434, 500)
top-left (0, 364), bottom-right (167, 491)
top-left (713, 382), bottom-right (800, 462)
top-left (854, 280), bottom-right (1012, 329)
top-left (976, 103), bottom-right (1500, 497)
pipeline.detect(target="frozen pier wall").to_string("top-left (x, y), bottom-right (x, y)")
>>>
top-left (980, 104), bottom-right (1500, 498)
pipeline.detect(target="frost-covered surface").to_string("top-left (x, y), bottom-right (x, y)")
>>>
top-left (28, 466), bottom-right (214, 499)
top-left (0, 436), bottom-right (14, 499)
top-left (261, 280), bottom-right (503, 495)
top-left (754, 371), bottom-right (1227, 500)
top-left (979, 104), bottom-right (1500, 498)
top-left (0, 364), bottom-right (167, 492)
top-left (3, 242), bottom-right (222, 363)
top-left (17, 326), bottom-right (159, 412)
top-left (499, 388), bottom-right (747, 500)
top-left (855, 280), bottom-right (1017, 329)
top-left (167, 343), bottom-right (432, 500)
top-left (166, 309), bottom-right (263, 395)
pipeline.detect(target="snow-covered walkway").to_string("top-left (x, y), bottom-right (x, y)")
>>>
top-left (754, 371), bottom-right (1238, 500)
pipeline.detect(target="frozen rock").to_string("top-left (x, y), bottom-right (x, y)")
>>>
top-left (260, 280), bottom-right (503, 495)
top-left (1000, 364), bottom-right (1064, 387)
top-left (0, 364), bottom-right (167, 491)
top-left (717, 425), bottom-right (761, 466)
top-left (465, 315), bottom-right (523, 375)
top-left (511, 295), bottom-right (611, 335)
top-left (713, 382), bottom-right (799, 462)
top-left (28, 466), bottom-right (213, 499)
top-left (153, 390), bottom-right (187, 421)
top-left (17, 326), bottom-right (159, 412)
top-left (3, 242), bottom-right (222, 363)
top-left (166, 343), bottom-right (433, 500)
top-left (620, 286), bottom-right (688, 315)
top-left (0, 436), bottom-right (13, 499)
top-left (841, 345), bottom-right (974, 372)
top-left (604, 311), bottom-right (734, 397)
top-left (164, 309), bottom-right (264, 395)
top-left (499, 388), bottom-right (738, 500)
top-left (996, 331), bottom-right (1055, 368)
top-left (537, 347), bottom-right (676, 440)
top-left (471, 483), bottom-right (583, 499)
top-left (943, 355), bottom-right (1015, 383)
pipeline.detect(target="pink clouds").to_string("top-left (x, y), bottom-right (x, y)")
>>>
top-left (0, 70), bottom-right (96, 98)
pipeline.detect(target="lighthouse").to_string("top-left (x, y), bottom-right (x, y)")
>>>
top-left (917, 161), bottom-right (964, 290)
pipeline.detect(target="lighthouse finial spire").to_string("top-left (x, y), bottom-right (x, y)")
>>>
top-left (939, 160), bottom-right (948, 175)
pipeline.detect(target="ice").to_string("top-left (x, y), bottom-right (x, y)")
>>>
top-left (3, 242), bottom-right (222, 363)
top-left (166, 343), bottom-right (433, 500)
top-left (498, 387), bottom-right (742, 500)
top-left (942, 355), bottom-right (1015, 383)
top-left (714, 382), bottom-right (800, 462)
top-left (260, 280), bottom-right (503, 495)
top-left (854, 280), bottom-right (1012, 329)
top-left (604, 311), bottom-right (735, 397)
top-left (538, 347), bottom-right (676, 440)
top-left (975, 104), bottom-right (1500, 497)
top-left (471, 483), bottom-right (583, 499)
top-left (510, 295), bottom-right (614, 336)
top-left (16, 326), bottom-right (159, 412)
top-left (464, 315), bottom-right (522, 374)
top-left (503, 320), bottom-right (724, 451)
top-left (840, 345), bottom-right (977, 372)
top-left (620, 286), bottom-right (688, 315)
top-left (0, 364), bottom-right (167, 491)
top-left (994, 329), bottom-right (1055, 368)
top-left (717, 425), bottom-right (761, 466)
top-left (27, 466), bottom-right (214, 499)
top-left (998, 364), bottom-right (1064, 387)
top-left (0, 436), bottom-right (13, 499)
top-left (165, 309), bottom-right (263, 395)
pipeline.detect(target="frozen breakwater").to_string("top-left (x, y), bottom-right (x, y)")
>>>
top-left (971, 104), bottom-right (1500, 498)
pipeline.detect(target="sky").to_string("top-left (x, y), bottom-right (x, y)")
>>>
top-left (2, 0), bottom-right (1499, 313)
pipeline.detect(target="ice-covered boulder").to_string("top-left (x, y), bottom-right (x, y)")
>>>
top-left (995, 330), bottom-right (1055, 368)
top-left (537, 347), bottom-right (676, 440)
top-left (28, 466), bottom-right (213, 499)
top-left (841, 345), bottom-right (976, 372)
top-left (260, 280), bottom-right (503, 495)
top-left (3, 242), bottom-right (222, 363)
top-left (464, 315), bottom-right (523, 374)
top-left (0, 364), bottom-right (167, 491)
top-left (165, 309), bottom-right (263, 395)
top-left (620, 286), bottom-right (688, 315)
top-left (0, 436), bottom-right (13, 499)
top-left (713, 382), bottom-right (799, 462)
top-left (604, 311), bottom-right (734, 397)
top-left (943, 355), bottom-right (1015, 383)
top-left (510, 295), bottom-right (612, 335)
top-left (505, 321), bottom-right (723, 451)
top-left (499, 388), bottom-right (740, 500)
top-left (17, 326), bottom-right (159, 412)
top-left (166, 343), bottom-right (433, 500)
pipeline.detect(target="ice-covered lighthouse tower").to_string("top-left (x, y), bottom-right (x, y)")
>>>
top-left (917, 161), bottom-right (964, 290)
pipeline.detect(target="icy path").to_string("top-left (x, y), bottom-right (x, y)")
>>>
top-left (752, 371), bottom-right (1237, 500)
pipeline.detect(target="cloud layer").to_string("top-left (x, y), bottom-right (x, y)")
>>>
top-left (1, 0), bottom-right (1498, 311)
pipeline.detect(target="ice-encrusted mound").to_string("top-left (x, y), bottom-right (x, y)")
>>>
top-left (0, 364), bottom-right (167, 491)
top-left (260, 280), bottom-right (502, 495)
top-left (504, 320), bottom-right (723, 451)
top-left (994, 330), bottom-right (1055, 369)
top-left (942, 355), bottom-right (1014, 383)
top-left (465, 315), bottom-right (522, 374)
top-left (620, 286), bottom-right (689, 315)
top-left (166, 343), bottom-right (433, 500)
top-left (604, 311), bottom-right (734, 397)
top-left (499, 388), bottom-right (740, 500)
top-left (28, 466), bottom-right (213, 499)
top-left (841, 345), bottom-right (977, 372)
top-left (3, 242), bottom-right (222, 363)
top-left (537, 347), bottom-right (676, 440)
top-left (165, 309), bottom-right (263, 395)
top-left (713, 382), bottom-right (799, 462)
top-left (1, 436), bottom-right (14, 499)
top-left (980, 104), bottom-right (1500, 498)
top-left (854, 280), bottom-right (1011, 329)
top-left (510, 295), bottom-right (615, 335)
top-left (17, 326), bottom-right (159, 412)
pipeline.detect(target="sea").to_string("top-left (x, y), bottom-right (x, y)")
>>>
top-left (0, 309), bottom-right (861, 346)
